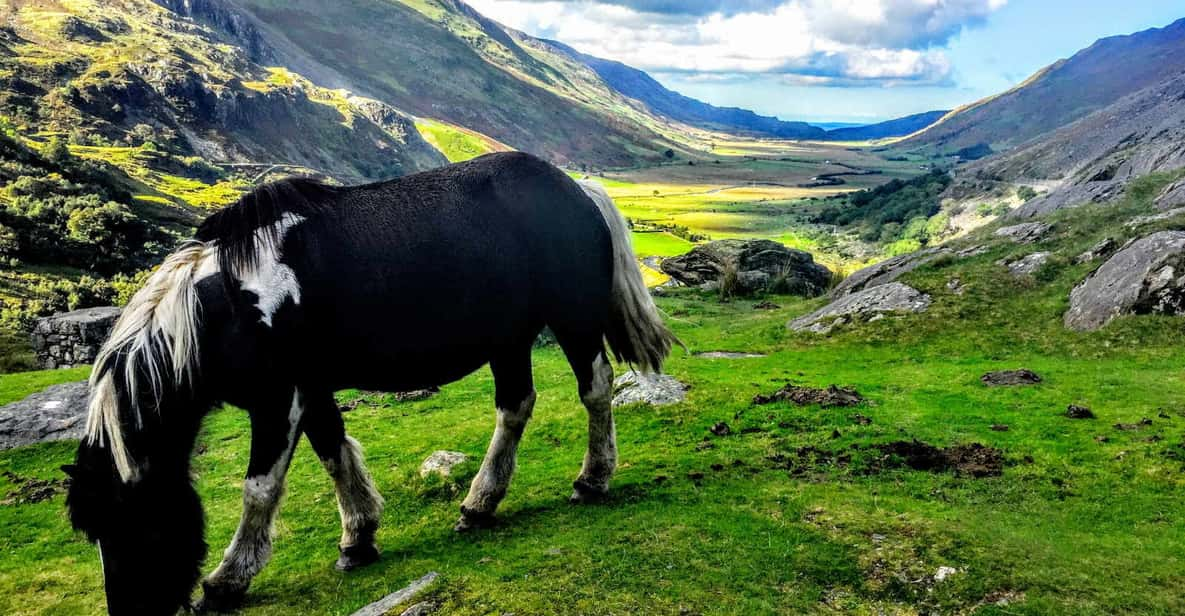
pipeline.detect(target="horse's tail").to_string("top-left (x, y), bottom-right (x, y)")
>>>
top-left (580, 180), bottom-right (683, 373)
top-left (85, 240), bottom-right (217, 482)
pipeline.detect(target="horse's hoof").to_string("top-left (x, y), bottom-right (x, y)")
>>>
top-left (454, 506), bottom-right (495, 532)
top-left (569, 479), bottom-right (609, 504)
top-left (335, 543), bottom-right (380, 571)
top-left (194, 581), bottom-right (247, 613)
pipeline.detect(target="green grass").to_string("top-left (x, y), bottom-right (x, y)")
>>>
top-left (414, 119), bottom-right (508, 163)
top-left (630, 231), bottom-right (692, 257)
top-left (3, 177), bottom-right (1185, 614)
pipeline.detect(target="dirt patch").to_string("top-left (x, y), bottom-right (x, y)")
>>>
top-left (753, 384), bottom-right (864, 407)
top-left (1065, 405), bottom-right (1095, 419)
top-left (1114, 418), bottom-right (1153, 430)
top-left (2, 471), bottom-right (68, 505)
top-left (981, 369), bottom-right (1041, 386)
top-left (753, 301), bottom-right (781, 310)
top-left (709, 422), bottom-right (731, 436)
top-left (872, 441), bottom-right (1004, 477)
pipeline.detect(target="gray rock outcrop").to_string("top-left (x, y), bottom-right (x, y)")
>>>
top-left (831, 248), bottom-right (945, 298)
top-left (420, 451), bottom-right (469, 478)
top-left (789, 282), bottom-right (932, 333)
top-left (31, 306), bottom-right (121, 369)
top-left (1065, 230), bottom-right (1185, 331)
top-left (1156, 180), bottom-right (1185, 211)
top-left (1075, 238), bottom-right (1117, 264)
top-left (1003, 252), bottom-right (1052, 276)
top-left (0, 382), bottom-right (90, 450)
top-left (994, 222), bottom-right (1051, 244)
top-left (661, 239), bottom-right (831, 296)
top-left (612, 371), bottom-right (687, 407)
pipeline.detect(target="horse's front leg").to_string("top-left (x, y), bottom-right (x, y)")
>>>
top-left (197, 388), bottom-right (306, 612)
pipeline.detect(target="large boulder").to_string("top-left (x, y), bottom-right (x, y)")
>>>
top-left (1065, 231), bottom-right (1185, 331)
top-left (994, 222), bottom-right (1051, 244)
top-left (832, 248), bottom-right (945, 298)
top-left (0, 381), bottom-right (89, 450)
top-left (31, 306), bottom-right (121, 369)
top-left (789, 282), bottom-right (932, 333)
top-left (660, 239), bottom-right (831, 296)
top-left (612, 371), bottom-right (687, 407)
top-left (1155, 179), bottom-right (1185, 211)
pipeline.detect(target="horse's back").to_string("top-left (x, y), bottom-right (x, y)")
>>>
top-left (207, 153), bottom-right (614, 392)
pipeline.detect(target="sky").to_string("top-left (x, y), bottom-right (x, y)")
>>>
top-left (465, 0), bottom-right (1185, 123)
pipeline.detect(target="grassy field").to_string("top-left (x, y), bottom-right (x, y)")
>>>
top-left (2, 179), bottom-right (1185, 614)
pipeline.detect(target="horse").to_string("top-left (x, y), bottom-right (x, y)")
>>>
top-left (62, 152), bottom-right (680, 615)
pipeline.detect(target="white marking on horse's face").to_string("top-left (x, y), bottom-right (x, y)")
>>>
top-left (239, 213), bottom-right (306, 327)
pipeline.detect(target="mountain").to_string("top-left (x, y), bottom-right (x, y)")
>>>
top-left (823, 111), bottom-right (948, 141)
top-left (543, 40), bottom-right (827, 140)
top-left (903, 18), bottom-right (1185, 154)
top-left (0, 0), bottom-right (446, 184)
top-left (950, 69), bottom-right (1185, 218)
top-left (202, 0), bottom-right (698, 167)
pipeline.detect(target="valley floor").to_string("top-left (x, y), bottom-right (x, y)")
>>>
top-left (3, 184), bottom-right (1185, 614)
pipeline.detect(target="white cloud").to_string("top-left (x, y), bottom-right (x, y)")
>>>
top-left (465, 0), bottom-right (1005, 86)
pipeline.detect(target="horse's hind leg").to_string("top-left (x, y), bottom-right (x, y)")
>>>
top-left (198, 387), bottom-right (306, 612)
top-left (302, 391), bottom-right (384, 571)
top-left (558, 332), bottom-right (616, 503)
top-left (456, 344), bottom-right (536, 531)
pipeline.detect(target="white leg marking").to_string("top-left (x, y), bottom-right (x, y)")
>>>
top-left (577, 355), bottom-right (617, 493)
top-left (206, 391), bottom-right (305, 591)
top-left (322, 437), bottom-right (384, 548)
top-left (461, 390), bottom-right (537, 514)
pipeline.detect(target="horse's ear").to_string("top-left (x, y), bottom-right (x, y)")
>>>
top-left (60, 464), bottom-right (79, 478)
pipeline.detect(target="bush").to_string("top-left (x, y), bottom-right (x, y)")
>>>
top-left (1017, 185), bottom-right (1038, 202)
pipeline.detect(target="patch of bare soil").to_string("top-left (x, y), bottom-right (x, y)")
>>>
top-left (753, 384), bottom-right (865, 407)
top-left (753, 301), bottom-right (781, 310)
top-left (981, 369), bottom-right (1041, 386)
top-left (766, 440), bottom-right (1005, 478)
top-left (2, 471), bottom-right (68, 505)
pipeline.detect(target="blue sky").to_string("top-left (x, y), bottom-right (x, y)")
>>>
top-left (467, 0), bottom-right (1184, 123)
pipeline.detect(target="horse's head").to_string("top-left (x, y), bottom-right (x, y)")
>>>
top-left (65, 439), bottom-right (206, 616)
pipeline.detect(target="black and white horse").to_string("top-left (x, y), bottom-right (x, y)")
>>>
top-left (63, 152), bottom-right (679, 615)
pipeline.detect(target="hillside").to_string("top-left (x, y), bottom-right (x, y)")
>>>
top-left (902, 18), bottom-right (1185, 154)
top-left (0, 0), bottom-right (445, 183)
top-left (543, 40), bottom-right (826, 140)
top-left (950, 70), bottom-right (1185, 219)
top-left (823, 110), bottom-right (948, 142)
top-left (206, 0), bottom-right (703, 167)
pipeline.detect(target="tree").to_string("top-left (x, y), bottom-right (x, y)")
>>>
top-left (663, 149), bottom-right (675, 159)
top-left (44, 136), bottom-right (70, 165)
top-left (1017, 185), bottom-right (1038, 202)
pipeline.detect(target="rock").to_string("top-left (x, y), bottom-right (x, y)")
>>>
top-left (752, 300), bottom-right (781, 310)
top-left (1074, 238), bottom-right (1117, 264)
top-left (393, 387), bottom-right (439, 403)
top-left (399, 601), bottom-right (437, 616)
top-left (981, 369), bottom-right (1041, 386)
top-left (946, 278), bottom-right (965, 294)
top-left (31, 306), bottom-right (121, 369)
top-left (934, 566), bottom-right (960, 582)
top-left (660, 239), bottom-right (831, 296)
top-left (419, 451), bottom-right (468, 478)
top-left (1125, 207), bottom-right (1185, 228)
top-left (831, 248), bottom-right (945, 298)
top-left (0, 381), bottom-right (90, 450)
top-left (709, 421), bottom-right (731, 436)
top-left (1002, 252), bottom-right (1052, 276)
top-left (612, 371), bottom-right (688, 407)
top-left (956, 245), bottom-right (989, 258)
top-left (350, 572), bottom-right (439, 616)
top-left (990, 424), bottom-right (1009, 431)
top-left (1064, 231), bottom-right (1185, 331)
top-left (1155, 179), bottom-right (1185, 211)
top-left (995, 222), bottom-right (1051, 243)
top-left (694, 351), bottom-right (765, 359)
top-left (788, 283), bottom-right (932, 333)
top-left (1065, 405), bottom-right (1095, 419)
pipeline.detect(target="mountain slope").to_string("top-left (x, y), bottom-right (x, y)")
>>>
top-left (544, 40), bottom-right (826, 140)
top-left (0, 0), bottom-right (445, 184)
top-left (215, 0), bottom-right (694, 167)
top-left (952, 70), bottom-right (1185, 218)
top-left (823, 111), bottom-right (947, 141)
top-left (903, 18), bottom-right (1185, 153)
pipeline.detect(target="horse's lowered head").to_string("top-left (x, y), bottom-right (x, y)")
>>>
top-left (65, 434), bottom-right (206, 616)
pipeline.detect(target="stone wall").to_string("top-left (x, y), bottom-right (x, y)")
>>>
top-left (31, 306), bottom-right (121, 369)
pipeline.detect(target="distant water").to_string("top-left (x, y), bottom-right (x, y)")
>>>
top-left (812, 122), bottom-right (868, 130)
